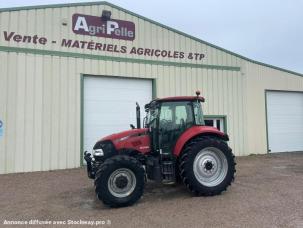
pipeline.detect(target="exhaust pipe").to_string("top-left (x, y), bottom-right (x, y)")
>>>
top-left (136, 102), bottom-right (141, 129)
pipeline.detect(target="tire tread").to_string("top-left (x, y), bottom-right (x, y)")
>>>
top-left (179, 136), bottom-right (236, 196)
top-left (94, 155), bottom-right (145, 207)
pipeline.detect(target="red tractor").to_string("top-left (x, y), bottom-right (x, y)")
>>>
top-left (84, 91), bottom-right (236, 207)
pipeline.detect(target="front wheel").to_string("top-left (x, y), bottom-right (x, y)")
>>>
top-left (179, 136), bottom-right (236, 196)
top-left (94, 155), bottom-right (145, 207)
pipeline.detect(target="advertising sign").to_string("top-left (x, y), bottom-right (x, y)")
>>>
top-left (72, 13), bottom-right (135, 41)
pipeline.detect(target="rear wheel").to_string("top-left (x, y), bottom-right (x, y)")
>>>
top-left (179, 136), bottom-right (236, 196)
top-left (95, 155), bottom-right (145, 207)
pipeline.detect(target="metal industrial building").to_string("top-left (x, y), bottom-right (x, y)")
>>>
top-left (0, 1), bottom-right (302, 174)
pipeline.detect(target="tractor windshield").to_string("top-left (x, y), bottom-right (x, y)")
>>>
top-left (193, 101), bottom-right (205, 125)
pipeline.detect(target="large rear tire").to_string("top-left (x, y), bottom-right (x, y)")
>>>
top-left (179, 136), bottom-right (236, 196)
top-left (95, 155), bottom-right (145, 207)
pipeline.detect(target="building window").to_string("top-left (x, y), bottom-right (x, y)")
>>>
top-left (204, 117), bottom-right (225, 132)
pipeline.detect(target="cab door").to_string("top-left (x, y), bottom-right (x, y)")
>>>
top-left (158, 102), bottom-right (194, 155)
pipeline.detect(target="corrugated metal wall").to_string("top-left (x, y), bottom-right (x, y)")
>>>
top-left (0, 2), bottom-right (302, 174)
top-left (244, 62), bottom-right (303, 155)
top-left (0, 51), bottom-right (246, 174)
top-left (0, 4), bottom-right (240, 66)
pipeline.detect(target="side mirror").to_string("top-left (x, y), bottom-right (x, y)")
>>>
top-left (130, 124), bottom-right (135, 129)
top-left (143, 116), bottom-right (147, 128)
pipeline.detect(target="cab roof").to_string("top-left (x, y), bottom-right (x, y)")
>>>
top-left (155, 96), bottom-right (205, 102)
top-left (145, 96), bottom-right (205, 110)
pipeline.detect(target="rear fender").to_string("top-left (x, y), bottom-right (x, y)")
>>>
top-left (173, 126), bottom-right (229, 157)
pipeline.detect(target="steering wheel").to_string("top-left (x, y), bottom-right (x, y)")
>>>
top-left (160, 119), bottom-right (170, 130)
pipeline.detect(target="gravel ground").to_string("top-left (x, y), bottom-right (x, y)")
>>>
top-left (0, 152), bottom-right (303, 228)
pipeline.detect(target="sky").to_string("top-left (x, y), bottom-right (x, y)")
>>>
top-left (1, 0), bottom-right (302, 73)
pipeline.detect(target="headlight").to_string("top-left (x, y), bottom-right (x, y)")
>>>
top-left (93, 148), bottom-right (104, 156)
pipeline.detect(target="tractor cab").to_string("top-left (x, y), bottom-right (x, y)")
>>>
top-left (144, 91), bottom-right (205, 156)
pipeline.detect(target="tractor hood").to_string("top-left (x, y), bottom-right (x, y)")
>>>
top-left (99, 128), bottom-right (148, 142)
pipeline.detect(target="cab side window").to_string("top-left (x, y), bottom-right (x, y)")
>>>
top-left (175, 103), bottom-right (193, 128)
top-left (160, 106), bottom-right (173, 122)
top-left (175, 105), bottom-right (187, 124)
